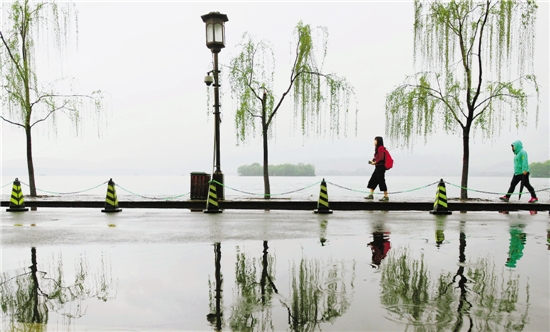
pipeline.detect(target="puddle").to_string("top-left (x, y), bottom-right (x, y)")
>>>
top-left (1, 213), bottom-right (549, 331)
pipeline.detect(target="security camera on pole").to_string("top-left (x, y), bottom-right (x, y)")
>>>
top-left (202, 11), bottom-right (228, 200)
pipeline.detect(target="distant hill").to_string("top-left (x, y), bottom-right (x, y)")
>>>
top-left (530, 160), bottom-right (550, 178)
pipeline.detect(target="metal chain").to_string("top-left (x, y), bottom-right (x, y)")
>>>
top-left (444, 181), bottom-right (550, 196)
top-left (211, 179), bottom-right (322, 197)
top-left (115, 184), bottom-right (190, 201)
top-left (7, 178), bottom-right (548, 200)
top-left (18, 180), bottom-right (109, 195)
top-left (326, 180), bottom-right (440, 195)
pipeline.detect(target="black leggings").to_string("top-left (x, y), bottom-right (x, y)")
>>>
top-left (368, 166), bottom-right (387, 192)
top-left (505, 173), bottom-right (537, 199)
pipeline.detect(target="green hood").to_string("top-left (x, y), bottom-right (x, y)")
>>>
top-left (511, 140), bottom-right (529, 175)
top-left (512, 140), bottom-right (523, 155)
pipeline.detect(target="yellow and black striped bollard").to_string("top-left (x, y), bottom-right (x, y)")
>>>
top-left (204, 180), bottom-right (222, 213)
top-left (101, 178), bottom-right (122, 213)
top-left (430, 179), bottom-right (452, 215)
top-left (314, 179), bottom-right (333, 214)
top-left (6, 178), bottom-right (29, 212)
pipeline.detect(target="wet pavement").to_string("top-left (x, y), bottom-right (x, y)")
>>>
top-left (1, 209), bottom-right (549, 331)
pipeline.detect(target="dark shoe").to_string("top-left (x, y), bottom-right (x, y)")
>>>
top-left (379, 196), bottom-right (389, 202)
top-left (364, 195), bottom-right (374, 200)
top-left (499, 196), bottom-right (509, 202)
top-left (528, 197), bottom-right (538, 203)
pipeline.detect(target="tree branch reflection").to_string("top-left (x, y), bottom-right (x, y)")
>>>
top-left (0, 247), bottom-right (117, 331)
top-left (380, 223), bottom-right (530, 331)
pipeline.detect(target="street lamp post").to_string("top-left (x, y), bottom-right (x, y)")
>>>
top-left (202, 11), bottom-right (228, 200)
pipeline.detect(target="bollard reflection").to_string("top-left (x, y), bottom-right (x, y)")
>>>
top-left (0, 247), bottom-right (116, 331)
top-left (435, 218), bottom-right (446, 248)
top-left (319, 220), bottom-right (328, 246)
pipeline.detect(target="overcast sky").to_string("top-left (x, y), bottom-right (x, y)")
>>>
top-left (1, 1), bottom-right (548, 178)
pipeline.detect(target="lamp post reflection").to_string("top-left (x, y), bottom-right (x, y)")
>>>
top-left (207, 242), bottom-right (223, 331)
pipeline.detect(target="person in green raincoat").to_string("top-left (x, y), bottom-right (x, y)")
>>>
top-left (499, 140), bottom-right (538, 203)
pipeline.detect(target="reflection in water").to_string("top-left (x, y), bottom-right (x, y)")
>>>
top-left (283, 257), bottom-right (355, 331)
top-left (368, 232), bottom-right (391, 267)
top-left (207, 242), bottom-right (224, 331)
top-left (319, 220), bottom-right (328, 246)
top-left (229, 241), bottom-right (276, 331)
top-left (380, 225), bottom-right (530, 331)
top-left (0, 247), bottom-right (117, 331)
top-left (223, 241), bottom-right (355, 331)
top-left (435, 218), bottom-right (446, 248)
top-left (506, 224), bottom-right (527, 268)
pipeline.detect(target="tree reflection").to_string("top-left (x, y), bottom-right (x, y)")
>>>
top-left (0, 247), bottom-right (116, 331)
top-left (228, 241), bottom-right (276, 332)
top-left (283, 258), bottom-right (355, 331)
top-left (380, 225), bottom-right (530, 331)
top-left (228, 241), bottom-right (355, 331)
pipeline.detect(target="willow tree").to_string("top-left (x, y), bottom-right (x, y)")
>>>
top-left (0, 0), bottom-right (103, 196)
top-left (228, 22), bottom-right (355, 198)
top-left (385, 0), bottom-right (539, 199)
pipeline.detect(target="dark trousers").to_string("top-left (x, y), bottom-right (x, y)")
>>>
top-left (505, 173), bottom-right (537, 199)
top-left (368, 166), bottom-right (387, 192)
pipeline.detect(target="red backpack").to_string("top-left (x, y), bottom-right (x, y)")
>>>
top-left (384, 148), bottom-right (394, 170)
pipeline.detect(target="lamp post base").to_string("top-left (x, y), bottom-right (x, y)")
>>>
top-left (212, 172), bottom-right (224, 200)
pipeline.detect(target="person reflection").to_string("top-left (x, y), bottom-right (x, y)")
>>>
top-left (506, 225), bottom-right (526, 268)
top-left (368, 231), bottom-right (391, 267)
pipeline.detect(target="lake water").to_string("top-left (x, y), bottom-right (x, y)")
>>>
top-left (1, 175), bottom-right (549, 201)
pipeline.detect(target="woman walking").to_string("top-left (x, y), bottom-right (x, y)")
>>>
top-left (499, 140), bottom-right (538, 203)
top-left (365, 136), bottom-right (389, 201)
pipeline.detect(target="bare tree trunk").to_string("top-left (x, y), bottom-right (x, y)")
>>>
top-left (26, 126), bottom-right (37, 197)
top-left (460, 126), bottom-right (471, 202)
top-left (261, 93), bottom-right (271, 200)
top-left (262, 127), bottom-right (271, 199)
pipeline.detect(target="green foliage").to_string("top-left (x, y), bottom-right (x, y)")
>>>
top-left (1, 0), bottom-right (103, 134)
top-left (228, 21), bottom-right (355, 197)
top-left (387, 0), bottom-right (539, 150)
top-left (228, 23), bottom-right (355, 143)
top-left (1, 0), bottom-right (104, 196)
top-left (529, 160), bottom-right (550, 178)
top-left (380, 247), bottom-right (529, 329)
top-left (238, 163), bottom-right (315, 176)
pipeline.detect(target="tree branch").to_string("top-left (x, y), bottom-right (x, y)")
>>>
top-left (0, 115), bottom-right (25, 128)
top-left (30, 102), bottom-right (71, 128)
top-left (0, 31), bottom-right (25, 78)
